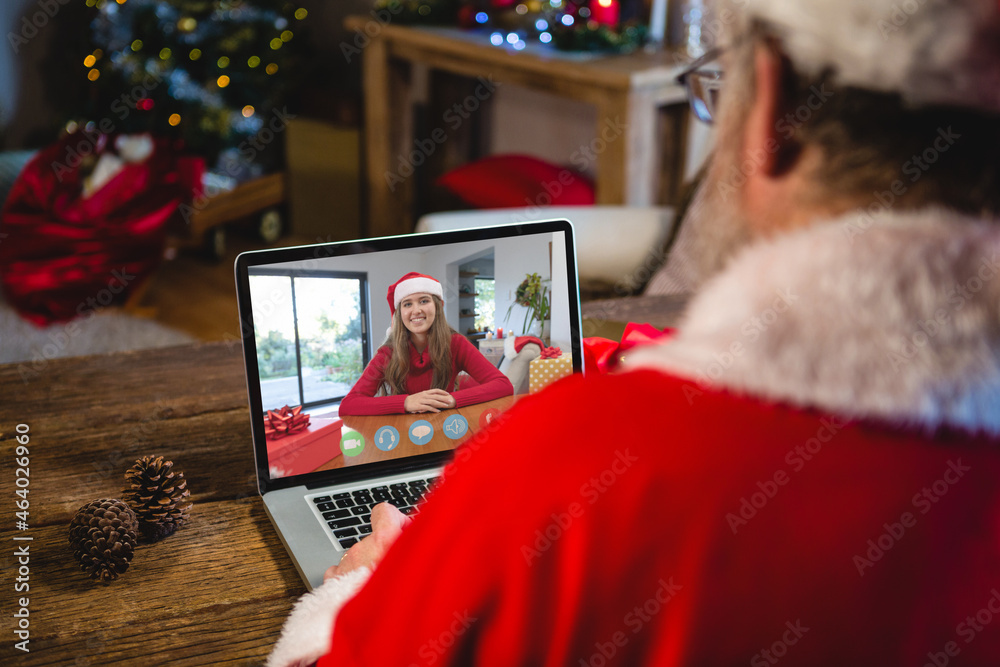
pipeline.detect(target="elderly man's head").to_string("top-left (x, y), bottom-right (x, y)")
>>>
top-left (679, 0), bottom-right (1000, 283)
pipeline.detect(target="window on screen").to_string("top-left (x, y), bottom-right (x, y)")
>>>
top-left (250, 271), bottom-right (370, 411)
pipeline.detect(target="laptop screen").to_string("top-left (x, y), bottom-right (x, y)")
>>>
top-left (235, 220), bottom-right (582, 493)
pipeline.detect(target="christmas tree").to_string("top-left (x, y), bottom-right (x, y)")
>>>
top-left (65, 0), bottom-right (307, 176)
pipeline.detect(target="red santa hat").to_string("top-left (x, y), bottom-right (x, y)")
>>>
top-left (386, 272), bottom-right (444, 317)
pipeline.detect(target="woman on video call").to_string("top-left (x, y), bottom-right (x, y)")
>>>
top-left (337, 272), bottom-right (513, 416)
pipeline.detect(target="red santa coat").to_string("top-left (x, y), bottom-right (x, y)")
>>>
top-left (268, 209), bottom-right (1000, 666)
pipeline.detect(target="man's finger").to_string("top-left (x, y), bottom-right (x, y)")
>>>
top-left (371, 501), bottom-right (411, 533)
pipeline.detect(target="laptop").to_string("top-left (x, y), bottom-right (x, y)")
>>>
top-left (234, 220), bottom-right (584, 589)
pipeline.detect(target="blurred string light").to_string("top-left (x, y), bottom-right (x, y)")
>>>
top-left (475, 12), bottom-right (488, 24)
top-left (79, 0), bottom-right (305, 167)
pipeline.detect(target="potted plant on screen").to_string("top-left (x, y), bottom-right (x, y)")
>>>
top-left (506, 272), bottom-right (551, 339)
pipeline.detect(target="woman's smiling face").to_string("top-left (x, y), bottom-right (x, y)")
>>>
top-left (399, 292), bottom-right (436, 336)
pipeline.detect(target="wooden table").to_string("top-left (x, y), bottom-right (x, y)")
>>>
top-left (0, 342), bottom-right (299, 665)
top-left (346, 19), bottom-right (691, 237)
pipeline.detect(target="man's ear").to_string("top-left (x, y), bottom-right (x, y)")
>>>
top-left (743, 42), bottom-right (801, 177)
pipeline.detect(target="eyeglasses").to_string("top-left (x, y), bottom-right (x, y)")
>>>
top-left (675, 48), bottom-right (723, 124)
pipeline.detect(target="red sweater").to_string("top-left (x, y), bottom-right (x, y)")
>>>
top-left (337, 332), bottom-right (513, 416)
top-left (322, 369), bottom-right (1000, 666)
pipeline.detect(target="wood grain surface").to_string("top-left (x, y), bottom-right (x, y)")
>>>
top-left (0, 342), bottom-right (302, 666)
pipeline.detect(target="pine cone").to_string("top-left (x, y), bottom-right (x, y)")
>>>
top-left (122, 456), bottom-right (193, 542)
top-left (68, 499), bottom-right (138, 582)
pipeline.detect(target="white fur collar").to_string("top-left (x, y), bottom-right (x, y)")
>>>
top-left (626, 208), bottom-right (1000, 435)
top-left (266, 567), bottom-right (372, 667)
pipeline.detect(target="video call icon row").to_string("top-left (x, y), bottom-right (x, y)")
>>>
top-left (339, 415), bottom-right (470, 457)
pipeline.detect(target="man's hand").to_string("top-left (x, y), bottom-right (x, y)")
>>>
top-left (324, 502), bottom-right (411, 581)
top-left (404, 389), bottom-right (456, 413)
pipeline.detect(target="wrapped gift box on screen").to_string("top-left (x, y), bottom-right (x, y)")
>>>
top-left (266, 415), bottom-right (343, 478)
top-left (528, 355), bottom-right (573, 393)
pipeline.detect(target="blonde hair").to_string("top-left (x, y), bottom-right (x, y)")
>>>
top-left (377, 295), bottom-right (457, 396)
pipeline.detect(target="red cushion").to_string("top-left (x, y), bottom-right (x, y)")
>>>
top-left (436, 154), bottom-right (595, 208)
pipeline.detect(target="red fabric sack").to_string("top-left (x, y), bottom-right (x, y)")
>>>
top-left (0, 132), bottom-right (195, 326)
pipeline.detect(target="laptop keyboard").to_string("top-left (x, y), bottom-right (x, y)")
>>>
top-left (312, 476), bottom-right (439, 549)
